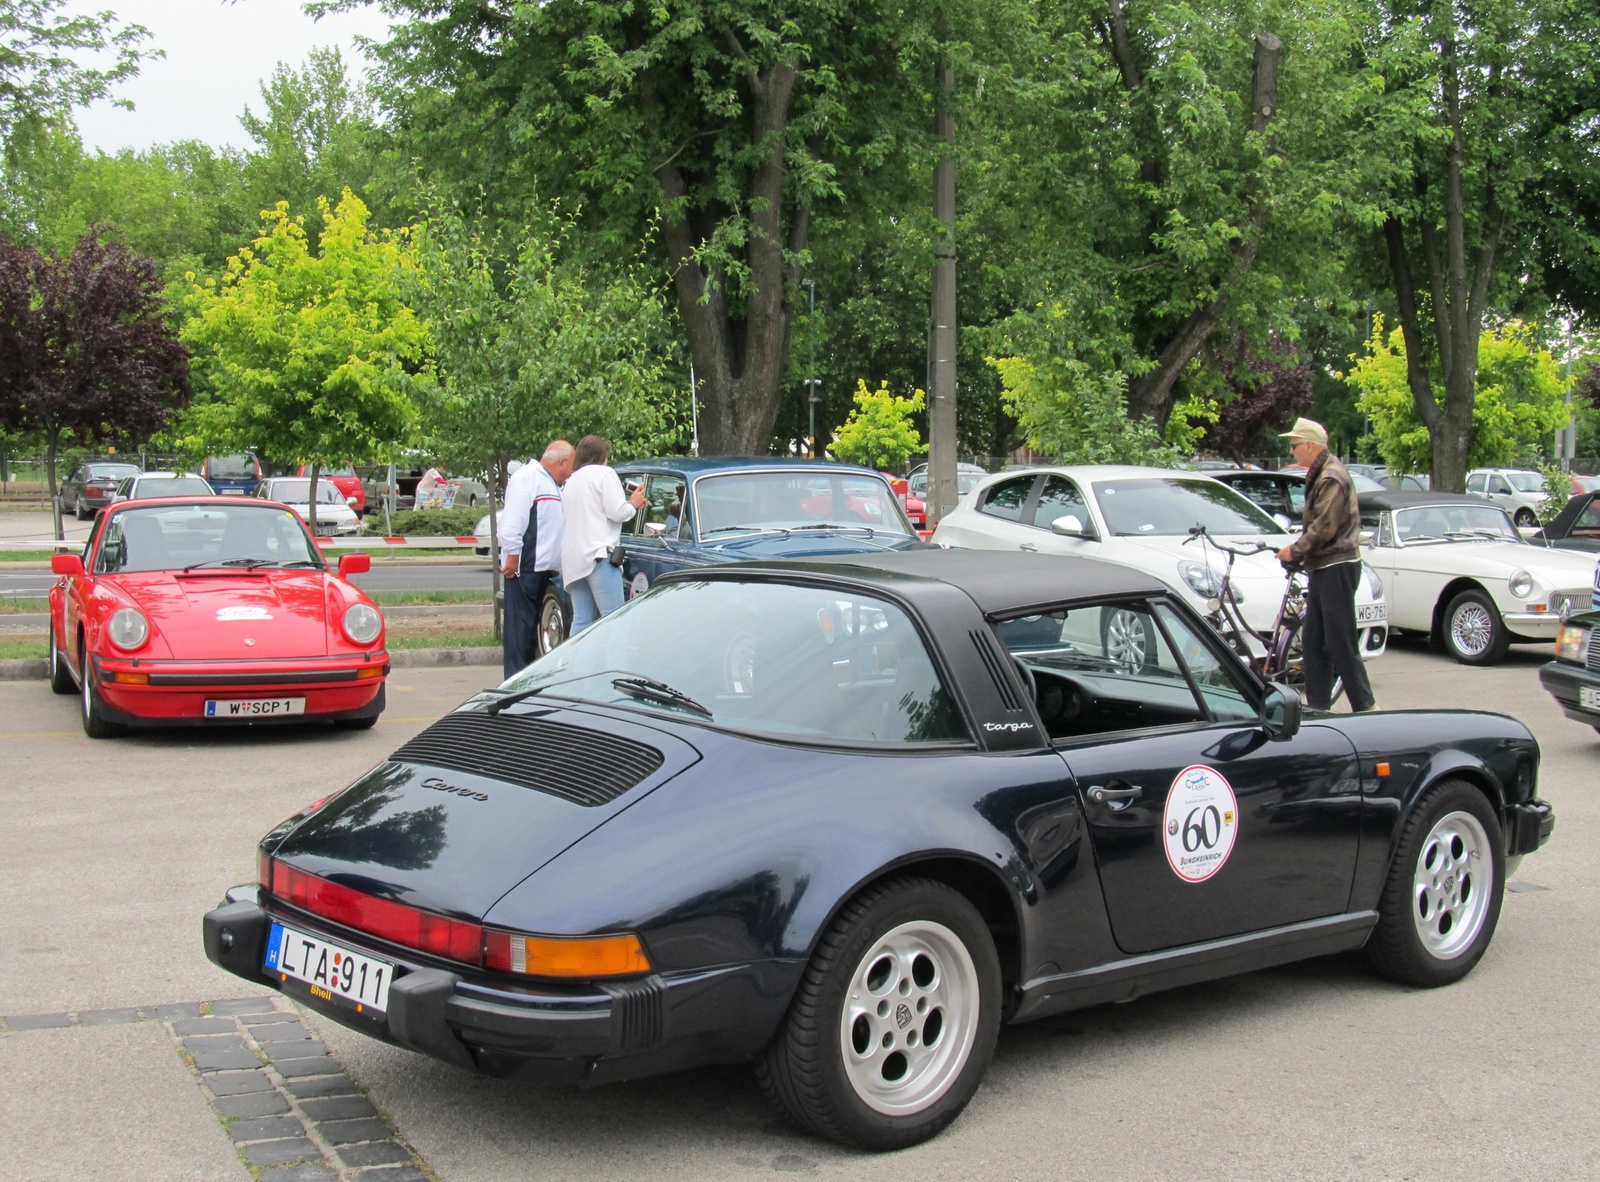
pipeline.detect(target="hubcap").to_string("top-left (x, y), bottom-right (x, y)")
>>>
top-left (1103, 609), bottom-right (1148, 672)
top-left (1412, 810), bottom-right (1493, 959)
top-left (839, 920), bottom-right (980, 1116)
top-left (537, 598), bottom-right (565, 655)
top-left (1450, 602), bottom-right (1493, 656)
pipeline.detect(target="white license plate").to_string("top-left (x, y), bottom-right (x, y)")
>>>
top-left (265, 922), bottom-right (392, 1014)
top-left (1357, 604), bottom-right (1388, 624)
top-left (1581, 687), bottom-right (1600, 712)
top-left (204, 698), bottom-right (305, 718)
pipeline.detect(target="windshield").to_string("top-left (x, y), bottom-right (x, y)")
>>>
top-left (266, 480), bottom-right (345, 503)
top-left (134, 477), bottom-right (213, 498)
top-left (500, 580), bottom-right (967, 743)
top-left (1395, 503), bottom-right (1520, 543)
top-left (88, 464), bottom-right (140, 481)
top-left (207, 454), bottom-right (256, 479)
top-left (1506, 472), bottom-right (1544, 492)
top-left (94, 503), bottom-right (325, 573)
top-left (1350, 472), bottom-right (1385, 493)
top-left (1092, 477), bottom-right (1284, 537)
top-left (694, 471), bottom-right (912, 537)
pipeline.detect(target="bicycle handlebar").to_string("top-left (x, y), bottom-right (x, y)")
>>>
top-left (1184, 525), bottom-right (1277, 559)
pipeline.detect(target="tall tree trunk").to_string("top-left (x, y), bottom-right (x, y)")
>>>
top-left (927, 57), bottom-right (959, 527)
top-left (308, 461), bottom-right (321, 536)
top-left (46, 426), bottom-right (63, 542)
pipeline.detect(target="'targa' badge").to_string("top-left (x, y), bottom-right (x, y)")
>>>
top-left (1163, 765), bottom-right (1238, 883)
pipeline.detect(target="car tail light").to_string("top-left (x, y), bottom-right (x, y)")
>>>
top-left (265, 858), bottom-right (482, 964)
top-left (483, 931), bottom-right (651, 978)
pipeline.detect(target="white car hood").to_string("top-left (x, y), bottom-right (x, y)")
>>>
top-left (1392, 540), bottom-right (1595, 586)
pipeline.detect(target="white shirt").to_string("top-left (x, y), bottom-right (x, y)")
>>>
top-left (498, 461), bottom-right (564, 571)
top-left (560, 464), bottom-right (636, 584)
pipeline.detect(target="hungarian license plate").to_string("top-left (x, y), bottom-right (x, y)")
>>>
top-left (1580, 687), bottom-right (1600, 712)
top-left (204, 698), bottom-right (305, 718)
top-left (264, 922), bottom-right (392, 1015)
top-left (1356, 603), bottom-right (1388, 624)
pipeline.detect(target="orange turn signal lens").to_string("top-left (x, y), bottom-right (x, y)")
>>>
top-left (1375, 762), bottom-right (1391, 777)
top-left (355, 666), bottom-right (384, 680)
top-left (484, 931), bottom-right (652, 978)
top-left (112, 671), bottom-right (149, 684)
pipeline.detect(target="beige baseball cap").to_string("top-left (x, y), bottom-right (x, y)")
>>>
top-left (1279, 417), bottom-right (1328, 445)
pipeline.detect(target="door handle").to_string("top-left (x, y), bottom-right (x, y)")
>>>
top-left (1088, 785), bottom-right (1142, 810)
top-left (1019, 542), bottom-right (1038, 552)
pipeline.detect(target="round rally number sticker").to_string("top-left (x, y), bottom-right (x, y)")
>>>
top-left (1163, 765), bottom-right (1238, 883)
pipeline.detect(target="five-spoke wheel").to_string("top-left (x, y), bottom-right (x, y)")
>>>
top-left (1411, 810), bottom-right (1493, 959)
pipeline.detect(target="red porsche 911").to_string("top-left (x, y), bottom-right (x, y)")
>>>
top-left (48, 497), bottom-right (388, 738)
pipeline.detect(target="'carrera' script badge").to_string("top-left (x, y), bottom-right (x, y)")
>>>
top-left (423, 776), bottom-right (488, 802)
top-left (217, 606), bottom-right (272, 621)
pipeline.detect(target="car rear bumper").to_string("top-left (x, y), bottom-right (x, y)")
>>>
top-left (1539, 659), bottom-right (1600, 727)
top-left (92, 653), bottom-right (387, 724)
top-left (203, 890), bottom-right (796, 1086)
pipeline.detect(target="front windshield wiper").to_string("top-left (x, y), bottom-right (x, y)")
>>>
top-left (792, 523), bottom-right (875, 535)
top-left (610, 675), bottom-right (712, 718)
top-left (703, 525), bottom-right (787, 537)
top-left (181, 558), bottom-right (276, 572)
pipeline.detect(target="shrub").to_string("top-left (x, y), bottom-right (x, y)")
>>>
top-left (380, 508), bottom-right (486, 537)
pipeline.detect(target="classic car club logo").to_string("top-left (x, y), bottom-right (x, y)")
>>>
top-left (1163, 765), bottom-right (1238, 883)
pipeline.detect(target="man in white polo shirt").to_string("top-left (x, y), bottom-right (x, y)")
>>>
top-left (499, 440), bottom-right (573, 677)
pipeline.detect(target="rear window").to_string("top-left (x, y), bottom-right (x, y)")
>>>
top-left (207, 454), bottom-right (257, 479)
top-left (134, 477), bottom-right (213, 498)
top-left (88, 464), bottom-right (140, 481)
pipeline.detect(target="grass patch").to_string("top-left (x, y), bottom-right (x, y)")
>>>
top-left (369, 590), bottom-right (491, 606)
top-left (0, 598), bottom-right (48, 613)
top-left (386, 631), bottom-right (498, 650)
top-left (0, 637), bottom-right (46, 659)
top-left (0, 549), bottom-right (61, 562)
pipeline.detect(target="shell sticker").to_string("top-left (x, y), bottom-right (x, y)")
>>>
top-left (629, 572), bottom-right (649, 599)
top-left (1163, 765), bottom-right (1238, 883)
top-left (216, 606), bottom-right (272, 621)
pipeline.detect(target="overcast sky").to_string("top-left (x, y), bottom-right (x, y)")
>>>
top-left (75, 0), bottom-right (394, 154)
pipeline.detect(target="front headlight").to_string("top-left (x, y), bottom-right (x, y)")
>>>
top-left (1556, 621), bottom-right (1591, 663)
top-left (1363, 562), bottom-right (1385, 600)
top-left (342, 603), bottom-right (383, 645)
top-left (107, 607), bottom-right (149, 650)
top-left (1509, 569), bottom-right (1535, 598)
top-left (1178, 560), bottom-right (1221, 599)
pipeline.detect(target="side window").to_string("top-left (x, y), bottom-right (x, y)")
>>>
top-left (1489, 476), bottom-right (1512, 495)
top-left (95, 516), bottom-right (128, 573)
top-left (979, 476), bottom-right (1034, 522)
top-left (1153, 604), bottom-right (1258, 723)
top-left (641, 476), bottom-right (686, 540)
top-left (1466, 474), bottom-right (1487, 495)
top-left (1032, 476), bottom-right (1087, 530)
top-left (1285, 479), bottom-right (1306, 519)
top-left (1231, 477), bottom-right (1284, 518)
top-left (1573, 503), bottom-right (1600, 535)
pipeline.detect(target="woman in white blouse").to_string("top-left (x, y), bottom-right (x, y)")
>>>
top-left (559, 435), bottom-right (648, 634)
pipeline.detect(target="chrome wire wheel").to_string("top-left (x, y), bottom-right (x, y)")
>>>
top-left (537, 595), bottom-right (566, 655)
top-left (839, 920), bottom-right (980, 1116)
top-left (1102, 608), bottom-right (1149, 672)
top-left (1449, 601), bottom-right (1494, 657)
top-left (1412, 810), bottom-right (1493, 960)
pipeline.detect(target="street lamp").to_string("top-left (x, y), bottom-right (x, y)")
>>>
top-left (802, 279), bottom-right (818, 457)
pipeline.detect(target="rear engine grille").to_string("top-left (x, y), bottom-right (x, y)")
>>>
top-left (391, 710), bottom-right (665, 806)
top-left (1587, 630), bottom-right (1600, 672)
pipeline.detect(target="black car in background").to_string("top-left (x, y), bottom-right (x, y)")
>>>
top-left (60, 461), bottom-right (141, 519)
top-left (1541, 606), bottom-right (1600, 732)
top-left (206, 549), bottom-right (1552, 1150)
top-left (1534, 491), bottom-right (1600, 553)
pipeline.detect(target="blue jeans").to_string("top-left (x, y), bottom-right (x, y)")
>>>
top-left (568, 559), bottom-right (624, 635)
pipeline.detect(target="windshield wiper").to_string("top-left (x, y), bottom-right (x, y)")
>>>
top-left (792, 523), bottom-right (874, 535)
top-left (703, 525), bottom-right (787, 537)
top-left (181, 558), bottom-right (275, 572)
top-left (484, 667), bottom-right (634, 715)
top-left (611, 675), bottom-right (712, 718)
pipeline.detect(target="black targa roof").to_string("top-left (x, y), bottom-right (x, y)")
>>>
top-left (1356, 490), bottom-right (1486, 512)
top-left (1539, 491), bottom-right (1598, 540)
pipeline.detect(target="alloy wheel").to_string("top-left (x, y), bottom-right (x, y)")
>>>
top-left (1449, 602), bottom-right (1494, 657)
top-left (537, 595), bottom-right (566, 655)
top-left (1412, 810), bottom-right (1493, 959)
top-left (1102, 608), bottom-right (1148, 672)
top-left (838, 920), bottom-right (980, 1116)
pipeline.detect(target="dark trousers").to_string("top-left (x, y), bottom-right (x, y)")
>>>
top-left (1302, 561), bottom-right (1375, 712)
top-left (502, 569), bottom-right (551, 680)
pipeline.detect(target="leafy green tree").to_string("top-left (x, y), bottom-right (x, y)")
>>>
top-left (1346, 315), bottom-right (1570, 473)
top-left (831, 381), bottom-right (925, 471)
top-left (0, 0), bottom-right (150, 148)
top-left (181, 191), bottom-right (426, 530)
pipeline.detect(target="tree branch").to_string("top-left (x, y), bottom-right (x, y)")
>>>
top-left (724, 29), bottom-right (763, 97)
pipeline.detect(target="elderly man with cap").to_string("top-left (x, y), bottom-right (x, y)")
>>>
top-left (499, 440), bottom-right (575, 678)
top-left (1275, 418), bottom-right (1375, 712)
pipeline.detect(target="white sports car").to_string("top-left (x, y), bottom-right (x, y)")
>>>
top-left (1358, 490), bottom-right (1595, 664)
top-left (254, 477), bottom-right (364, 537)
top-left (931, 465), bottom-right (1389, 661)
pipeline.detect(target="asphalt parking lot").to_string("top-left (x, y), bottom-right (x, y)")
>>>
top-left (3, 641), bottom-right (1595, 1180)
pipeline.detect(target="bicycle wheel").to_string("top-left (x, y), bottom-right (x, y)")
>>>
top-left (1276, 620), bottom-right (1344, 708)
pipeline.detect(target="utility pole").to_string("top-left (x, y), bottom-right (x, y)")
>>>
top-left (927, 57), bottom-right (958, 526)
top-left (803, 279), bottom-right (819, 456)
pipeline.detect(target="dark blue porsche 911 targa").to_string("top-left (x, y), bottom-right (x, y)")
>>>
top-left (205, 549), bottom-right (1554, 1149)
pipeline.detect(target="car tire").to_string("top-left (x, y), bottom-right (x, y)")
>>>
top-left (1362, 778), bottom-right (1503, 988)
top-left (1441, 588), bottom-right (1510, 665)
top-left (80, 651), bottom-right (125, 738)
top-left (48, 622), bottom-right (75, 695)
top-left (74, 497), bottom-right (90, 521)
top-left (536, 587), bottom-right (569, 656)
top-left (756, 876), bottom-right (1001, 1151)
top-left (1099, 606), bottom-right (1157, 672)
top-left (1514, 508), bottom-right (1538, 528)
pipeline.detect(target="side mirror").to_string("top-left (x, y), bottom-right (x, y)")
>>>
top-left (1359, 529), bottom-right (1376, 546)
top-left (644, 521), bottom-right (667, 537)
top-left (346, 495), bottom-right (358, 505)
top-left (1262, 682), bottom-right (1302, 740)
top-left (1051, 514), bottom-right (1090, 538)
top-left (1273, 513), bottom-right (1292, 531)
top-left (338, 553), bottom-right (371, 577)
top-left (51, 553), bottom-right (85, 577)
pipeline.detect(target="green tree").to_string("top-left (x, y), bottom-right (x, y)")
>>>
top-left (181, 191), bottom-right (426, 530)
top-left (0, 0), bottom-right (150, 148)
top-left (831, 381), bottom-right (925, 471)
top-left (1346, 315), bottom-right (1570, 474)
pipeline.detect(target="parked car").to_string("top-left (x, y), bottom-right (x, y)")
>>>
top-left (202, 453), bottom-right (264, 496)
top-left (47, 496), bottom-right (387, 737)
top-left (295, 465), bottom-right (366, 514)
top-left (931, 465), bottom-right (1389, 662)
top-left (1384, 473), bottom-right (1431, 491)
top-left (60, 461), bottom-right (141, 519)
top-left (905, 462), bottom-right (989, 504)
top-left (1566, 474), bottom-right (1600, 496)
top-left (255, 477), bottom-right (364, 536)
top-left (360, 462), bottom-right (487, 512)
top-left (203, 547), bottom-right (1552, 1151)
top-left (1465, 468), bottom-right (1546, 527)
top-left (1531, 490), bottom-right (1600, 553)
top-left (1540, 598), bottom-right (1600, 731)
top-left (479, 458), bottom-right (925, 658)
top-left (1358, 490), bottom-right (1597, 664)
top-left (111, 472), bottom-right (215, 503)
top-left (1210, 468), bottom-right (1388, 528)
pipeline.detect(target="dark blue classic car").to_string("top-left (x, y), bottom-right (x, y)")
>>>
top-left (528, 457), bottom-right (924, 654)
top-left (205, 550), bottom-right (1552, 1150)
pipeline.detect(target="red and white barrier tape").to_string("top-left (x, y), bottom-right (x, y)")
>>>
top-left (0, 534), bottom-right (484, 550)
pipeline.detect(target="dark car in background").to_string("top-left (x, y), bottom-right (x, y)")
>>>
top-left (1533, 491), bottom-right (1600, 554)
top-left (1542, 602), bottom-right (1600, 732)
top-left (202, 453), bottom-right (264, 497)
top-left (61, 461), bottom-right (141, 519)
top-left (1212, 467), bottom-right (1391, 528)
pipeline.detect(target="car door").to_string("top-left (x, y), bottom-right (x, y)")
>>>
top-left (619, 473), bottom-right (689, 599)
top-left (1465, 473), bottom-right (1488, 499)
top-left (1027, 474), bottom-right (1102, 556)
top-left (999, 597), bottom-right (1362, 953)
top-left (1487, 474), bottom-right (1515, 512)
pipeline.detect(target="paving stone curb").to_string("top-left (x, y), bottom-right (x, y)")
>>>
top-left (1, 996), bottom-right (437, 1181)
